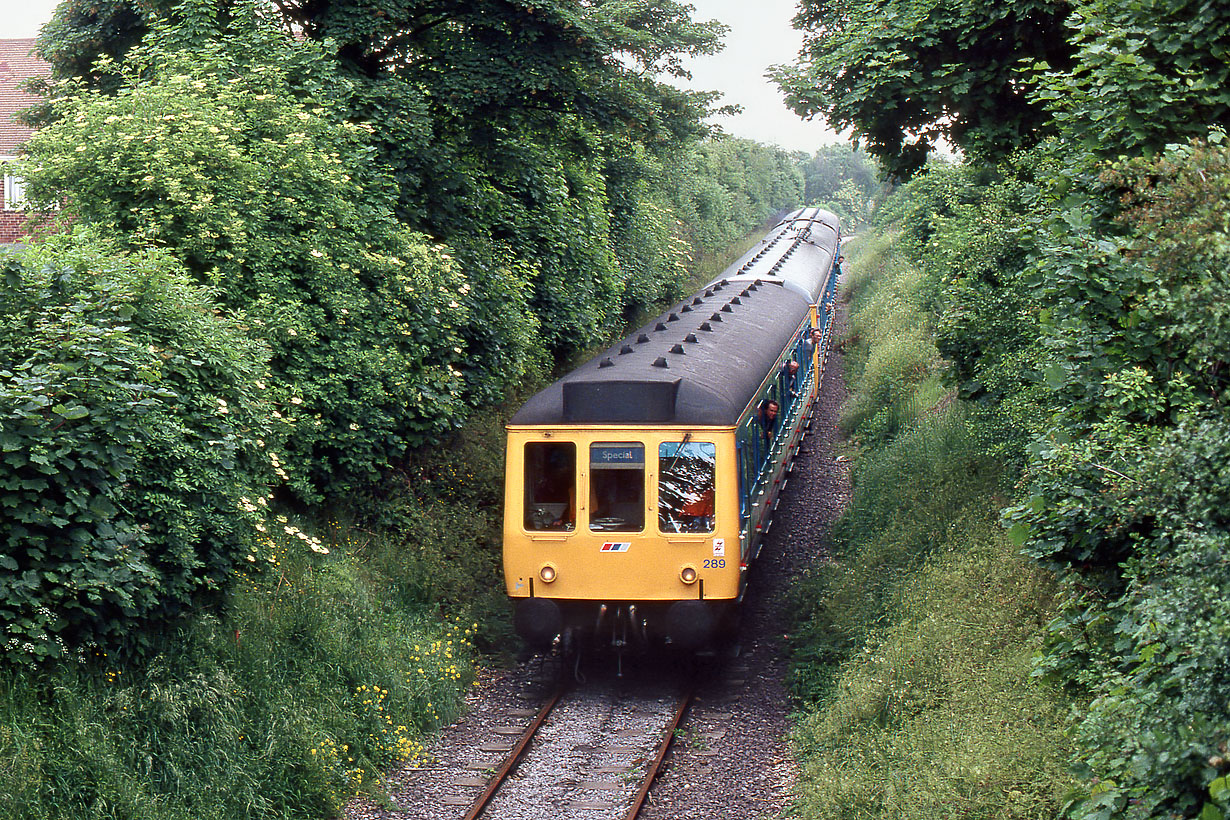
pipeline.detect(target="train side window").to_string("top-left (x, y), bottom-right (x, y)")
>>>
top-left (740, 420), bottom-right (757, 517)
top-left (589, 443), bottom-right (645, 532)
top-left (658, 441), bottom-right (716, 533)
top-left (735, 439), bottom-right (745, 520)
top-left (524, 442), bottom-right (575, 531)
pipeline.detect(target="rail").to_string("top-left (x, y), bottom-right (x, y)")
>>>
top-left (463, 686), bottom-right (693, 820)
top-left (624, 689), bottom-right (693, 820)
top-left (461, 685), bottom-right (564, 820)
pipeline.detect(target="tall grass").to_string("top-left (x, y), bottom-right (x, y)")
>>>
top-left (788, 234), bottom-right (1074, 818)
top-left (840, 231), bottom-right (947, 445)
top-left (0, 406), bottom-right (512, 820)
top-left (793, 517), bottom-right (1071, 819)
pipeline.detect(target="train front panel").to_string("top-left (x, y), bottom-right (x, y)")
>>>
top-left (503, 426), bottom-right (741, 649)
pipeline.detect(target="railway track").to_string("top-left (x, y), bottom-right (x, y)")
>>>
top-left (392, 670), bottom-right (694, 820)
top-left (465, 682), bottom-right (691, 820)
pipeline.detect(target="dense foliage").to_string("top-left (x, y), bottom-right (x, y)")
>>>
top-left (1033, 0), bottom-right (1230, 159)
top-left (798, 143), bottom-right (881, 228)
top-left (31, 0), bottom-right (734, 364)
top-left (1, 232), bottom-right (269, 665)
top-left (23, 11), bottom-right (475, 500)
top-left (871, 156), bottom-right (1054, 466)
top-left (781, 0), bottom-right (1230, 815)
top-left (1006, 137), bottom-right (1230, 818)
top-left (668, 137), bottom-right (805, 251)
top-left (1, 512), bottom-right (481, 818)
top-left (772, 0), bottom-right (1073, 178)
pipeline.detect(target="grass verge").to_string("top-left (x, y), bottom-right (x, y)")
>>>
top-left (788, 233), bottom-right (1076, 819)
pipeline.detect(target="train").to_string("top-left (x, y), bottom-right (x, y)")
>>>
top-left (502, 207), bottom-right (842, 654)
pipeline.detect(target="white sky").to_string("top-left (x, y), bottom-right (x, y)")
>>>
top-left (681, 0), bottom-right (842, 153)
top-left (5, 0), bottom-right (840, 154)
top-left (5, 0), bottom-right (58, 38)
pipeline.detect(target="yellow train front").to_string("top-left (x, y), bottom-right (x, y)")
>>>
top-left (503, 208), bottom-right (841, 653)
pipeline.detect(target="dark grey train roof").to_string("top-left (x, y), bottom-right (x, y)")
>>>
top-left (510, 279), bottom-right (813, 427)
top-left (709, 207), bottom-right (840, 303)
top-left (509, 208), bottom-right (842, 428)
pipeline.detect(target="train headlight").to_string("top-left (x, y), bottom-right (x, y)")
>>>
top-left (680, 566), bottom-right (698, 584)
top-left (539, 564), bottom-right (557, 583)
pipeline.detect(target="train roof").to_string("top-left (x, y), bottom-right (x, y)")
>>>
top-left (510, 278), bottom-right (813, 427)
top-left (509, 208), bottom-right (841, 428)
top-left (709, 207), bottom-right (840, 302)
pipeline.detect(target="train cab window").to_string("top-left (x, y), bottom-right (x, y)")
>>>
top-left (524, 442), bottom-right (576, 530)
top-left (589, 443), bottom-right (645, 532)
top-left (658, 441), bottom-right (716, 533)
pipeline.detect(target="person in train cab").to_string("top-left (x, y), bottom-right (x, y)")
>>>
top-left (680, 486), bottom-right (715, 532)
top-left (757, 399), bottom-right (779, 447)
top-left (561, 482), bottom-right (578, 527)
top-left (836, 255), bottom-right (846, 275)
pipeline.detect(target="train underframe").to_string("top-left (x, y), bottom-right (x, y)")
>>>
top-left (514, 596), bottom-right (738, 656)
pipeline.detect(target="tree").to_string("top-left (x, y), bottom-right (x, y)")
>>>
top-left (34, 0), bottom-right (730, 363)
top-left (32, 0), bottom-right (146, 91)
top-left (23, 4), bottom-right (475, 499)
top-left (665, 137), bottom-right (805, 251)
top-left (269, 0), bottom-right (729, 356)
top-left (799, 144), bottom-right (882, 227)
top-left (1032, 0), bottom-right (1230, 159)
top-left (771, 0), bottom-right (1074, 179)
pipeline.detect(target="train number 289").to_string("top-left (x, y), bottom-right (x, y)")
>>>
top-left (703, 558), bottom-right (725, 569)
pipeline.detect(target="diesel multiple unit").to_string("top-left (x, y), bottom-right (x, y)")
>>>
top-left (503, 208), bottom-right (842, 653)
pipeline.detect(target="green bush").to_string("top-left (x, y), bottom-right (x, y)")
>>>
top-left (609, 189), bottom-right (694, 318)
top-left (0, 232), bottom-right (270, 665)
top-left (21, 7), bottom-right (472, 500)
top-left (872, 156), bottom-right (1053, 469)
top-left (0, 494), bottom-right (479, 820)
top-left (1020, 416), bottom-right (1230, 818)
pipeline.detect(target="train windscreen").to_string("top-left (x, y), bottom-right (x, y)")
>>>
top-left (589, 443), bottom-right (645, 532)
top-left (658, 441), bottom-right (716, 533)
top-left (524, 442), bottom-right (575, 530)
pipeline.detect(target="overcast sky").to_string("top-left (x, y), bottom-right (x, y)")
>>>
top-left (681, 0), bottom-right (843, 153)
top-left (7, 0), bottom-right (841, 154)
top-left (6, 0), bottom-right (57, 39)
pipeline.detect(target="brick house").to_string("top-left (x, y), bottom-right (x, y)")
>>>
top-left (1, 38), bottom-right (51, 245)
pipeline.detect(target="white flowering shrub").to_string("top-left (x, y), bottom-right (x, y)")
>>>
top-left (20, 6), bottom-right (470, 499)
